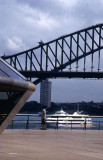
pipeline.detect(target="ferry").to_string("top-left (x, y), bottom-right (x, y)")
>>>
top-left (46, 108), bottom-right (92, 127)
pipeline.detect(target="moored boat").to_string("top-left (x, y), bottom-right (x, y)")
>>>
top-left (46, 108), bottom-right (92, 127)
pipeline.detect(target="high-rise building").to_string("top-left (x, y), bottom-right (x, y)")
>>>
top-left (40, 79), bottom-right (51, 108)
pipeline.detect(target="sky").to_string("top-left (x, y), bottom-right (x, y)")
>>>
top-left (0, 0), bottom-right (103, 102)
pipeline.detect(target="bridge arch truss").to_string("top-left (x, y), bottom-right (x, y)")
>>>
top-left (2, 23), bottom-right (103, 84)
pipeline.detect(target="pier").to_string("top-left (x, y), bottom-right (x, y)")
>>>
top-left (0, 129), bottom-right (103, 160)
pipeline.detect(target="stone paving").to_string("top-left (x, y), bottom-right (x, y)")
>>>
top-left (0, 129), bottom-right (103, 160)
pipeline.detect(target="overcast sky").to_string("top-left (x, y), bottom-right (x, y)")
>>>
top-left (0, 0), bottom-right (103, 102)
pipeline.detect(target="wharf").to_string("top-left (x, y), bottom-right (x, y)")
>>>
top-left (0, 129), bottom-right (103, 160)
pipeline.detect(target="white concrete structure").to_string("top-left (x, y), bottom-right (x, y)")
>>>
top-left (0, 58), bottom-right (36, 134)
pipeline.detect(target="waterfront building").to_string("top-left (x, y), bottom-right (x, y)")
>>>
top-left (0, 58), bottom-right (36, 134)
top-left (40, 79), bottom-right (51, 108)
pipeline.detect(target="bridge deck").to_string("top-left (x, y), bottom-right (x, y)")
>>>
top-left (0, 129), bottom-right (103, 160)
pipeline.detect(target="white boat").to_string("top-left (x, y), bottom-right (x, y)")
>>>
top-left (71, 103), bottom-right (92, 125)
top-left (46, 108), bottom-right (92, 127)
top-left (46, 109), bottom-right (70, 126)
top-left (72, 111), bottom-right (92, 125)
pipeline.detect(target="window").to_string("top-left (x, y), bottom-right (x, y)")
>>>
top-left (0, 91), bottom-right (25, 125)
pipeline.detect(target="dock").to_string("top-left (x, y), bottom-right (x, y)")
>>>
top-left (0, 129), bottom-right (103, 160)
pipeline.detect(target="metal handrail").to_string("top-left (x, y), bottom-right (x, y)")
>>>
top-left (5, 114), bottom-right (103, 130)
top-left (1, 113), bottom-right (103, 118)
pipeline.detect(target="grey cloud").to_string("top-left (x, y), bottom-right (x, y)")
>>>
top-left (0, 0), bottom-right (103, 102)
top-left (71, 0), bottom-right (103, 25)
top-left (1, 0), bottom-right (102, 56)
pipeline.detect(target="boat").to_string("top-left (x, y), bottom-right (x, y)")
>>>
top-left (46, 107), bottom-right (92, 127)
top-left (71, 103), bottom-right (92, 125)
top-left (72, 111), bottom-right (92, 125)
top-left (46, 109), bottom-right (70, 127)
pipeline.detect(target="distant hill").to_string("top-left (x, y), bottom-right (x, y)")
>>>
top-left (19, 101), bottom-right (42, 113)
top-left (19, 101), bottom-right (103, 115)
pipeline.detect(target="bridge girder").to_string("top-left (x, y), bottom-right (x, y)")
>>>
top-left (2, 23), bottom-right (103, 84)
top-left (20, 71), bottom-right (103, 79)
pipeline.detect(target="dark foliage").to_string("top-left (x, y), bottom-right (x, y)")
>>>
top-left (19, 101), bottom-right (103, 115)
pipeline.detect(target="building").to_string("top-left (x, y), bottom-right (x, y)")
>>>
top-left (40, 79), bottom-right (51, 108)
top-left (0, 58), bottom-right (36, 134)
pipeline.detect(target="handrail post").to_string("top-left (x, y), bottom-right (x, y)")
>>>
top-left (56, 117), bottom-right (58, 130)
top-left (71, 120), bottom-right (72, 130)
top-left (99, 121), bottom-right (100, 130)
top-left (12, 120), bottom-right (13, 129)
top-left (26, 115), bottom-right (29, 129)
top-left (84, 117), bottom-right (86, 130)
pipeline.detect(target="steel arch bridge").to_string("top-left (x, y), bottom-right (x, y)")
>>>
top-left (2, 23), bottom-right (103, 84)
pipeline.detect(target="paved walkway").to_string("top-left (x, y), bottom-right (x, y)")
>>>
top-left (0, 129), bottom-right (103, 160)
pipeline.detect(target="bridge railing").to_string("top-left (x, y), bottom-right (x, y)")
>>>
top-left (5, 114), bottom-right (103, 130)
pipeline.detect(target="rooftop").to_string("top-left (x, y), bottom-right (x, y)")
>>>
top-left (0, 58), bottom-right (26, 80)
top-left (0, 129), bottom-right (103, 160)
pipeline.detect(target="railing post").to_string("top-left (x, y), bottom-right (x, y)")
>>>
top-left (26, 115), bottom-right (29, 129)
top-left (56, 117), bottom-right (58, 130)
top-left (12, 120), bottom-right (13, 129)
top-left (84, 117), bottom-right (86, 130)
top-left (99, 121), bottom-right (101, 130)
top-left (71, 120), bottom-right (72, 130)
